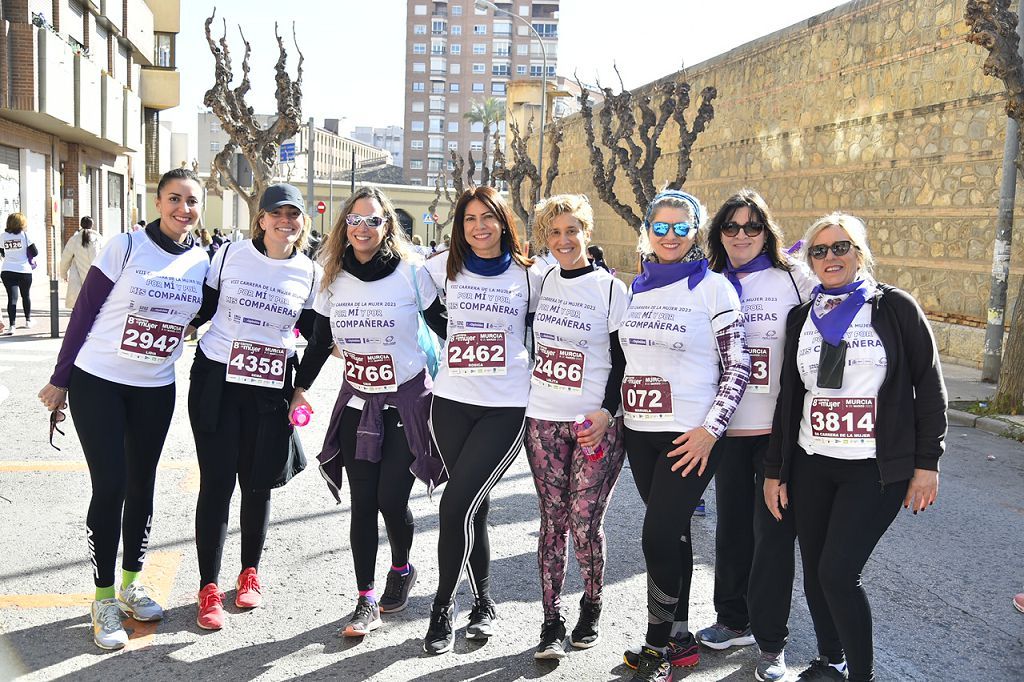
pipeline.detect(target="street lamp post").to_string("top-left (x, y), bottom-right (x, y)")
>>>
top-left (475, 0), bottom-right (547, 207)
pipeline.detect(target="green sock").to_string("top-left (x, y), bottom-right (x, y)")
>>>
top-left (95, 585), bottom-right (116, 601)
top-left (121, 569), bottom-right (141, 590)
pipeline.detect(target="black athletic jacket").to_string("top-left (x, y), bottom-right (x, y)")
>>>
top-left (764, 284), bottom-right (947, 485)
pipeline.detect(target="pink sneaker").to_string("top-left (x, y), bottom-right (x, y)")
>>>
top-left (236, 567), bottom-right (263, 609)
top-left (1014, 593), bottom-right (1024, 614)
top-left (197, 583), bottom-right (225, 630)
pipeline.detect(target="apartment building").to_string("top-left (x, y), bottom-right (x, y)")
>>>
top-left (402, 0), bottom-right (559, 186)
top-left (0, 0), bottom-right (180, 269)
top-left (351, 124), bottom-right (404, 168)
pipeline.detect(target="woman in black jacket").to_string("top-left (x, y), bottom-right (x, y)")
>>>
top-left (763, 212), bottom-right (946, 682)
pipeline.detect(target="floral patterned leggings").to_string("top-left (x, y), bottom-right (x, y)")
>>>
top-left (524, 417), bottom-right (626, 620)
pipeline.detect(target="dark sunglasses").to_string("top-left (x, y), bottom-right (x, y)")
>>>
top-left (49, 409), bottom-right (66, 451)
top-left (345, 214), bottom-right (385, 228)
top-left (809, 240), bottom-right (855, 260)
top-left (651, 221), bottom-right (694, 238)
top-left (721, 221), bottom-right (766, 237)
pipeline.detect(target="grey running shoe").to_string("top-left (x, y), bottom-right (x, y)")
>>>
top-left (696, 622), bottom-right (755, 650)
top-left (755, 649), bottom-right (787, 681)
top-left (117, 582), bottom-right (164, 622)
top-left (423, 601), bottom-right (457, 654)
top-left (379, 564), bottom-right (417, 613)
top-left (466, 596), bottom-right (497, 640)
top-left (342, 596), bottom-right (382, 637)
top-left (91, 598), bottom-right (128, 650)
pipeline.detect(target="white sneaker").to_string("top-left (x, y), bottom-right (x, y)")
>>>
top-left (91, 598), bottom-right (128, 650)
top-left (18, 319), bottom-right (33, 329)
top-left (117, 582), bottom-right (164, 621)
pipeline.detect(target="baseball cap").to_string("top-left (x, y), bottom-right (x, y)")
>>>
top-left (259, 184), bottom-right (305, 213)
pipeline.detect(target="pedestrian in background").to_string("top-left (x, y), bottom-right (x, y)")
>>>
top-left (1, 211), bottom-right (39, 332)
top-left (764, 212), bottom-right (946, 682)
top-left (37, 168), bottom-right (210, 651)
top-left (60, 216), bottom-right (103, 309)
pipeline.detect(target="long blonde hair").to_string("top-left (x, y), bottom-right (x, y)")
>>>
top-left (319, 186), bottom-right (418, 291)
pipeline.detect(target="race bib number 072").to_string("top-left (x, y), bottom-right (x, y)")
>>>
top-left (621, 375), bottom-right (673, 421)
top-left (447, 331), bottom-right (507, 376)
top-left (117, 315), bottom-right (184, 364)
top-left (226, 341), bottom-right (287, 388)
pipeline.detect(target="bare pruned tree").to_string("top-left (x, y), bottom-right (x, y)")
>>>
top-left (427, 150), bottom-right (470, 239)
top-left (203, 9), bottom-right (304, 220)
top-left (490, 118), bottom-right (563, 232)
top-left (965, 0), bottom-right (1024, 413)
top-left (575, 66), bottom-right (716, 233)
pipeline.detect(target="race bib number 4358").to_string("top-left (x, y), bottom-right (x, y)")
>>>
top-left (226, 341), bottom-right (287, 388)
top-left (117, 315), bottom-right (184, 364)
top-left (531, 344), bottom-right (584, 394)
top-left (809, 396), bottom-right (876, 446)
top-left (447, 331), bottom-right (507, 376)
top-left (621, 375), bottom-right (673, 421)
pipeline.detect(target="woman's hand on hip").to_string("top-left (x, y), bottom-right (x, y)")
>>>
top-left (763, 477), bottom-right (788, 522)
top-left (903, 468), bottom-right (938, 514)
top-left (666, 426), bottom-right (716, 477)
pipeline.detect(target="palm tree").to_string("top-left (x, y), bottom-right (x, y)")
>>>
top-left (463, 97), bottom-right (505, 185)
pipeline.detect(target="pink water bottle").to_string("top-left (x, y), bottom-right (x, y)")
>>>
top-left (573, 414), bottom-right (604, 462)
top-left (291, 404), bottom-right (312, 427)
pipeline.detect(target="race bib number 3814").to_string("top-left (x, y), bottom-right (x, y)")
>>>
top-left (809, 396), bottom-right (876, 446)
top-left (226, 341), bottom-right (287, 388)
top-left (447, 331), bottom-right (507, 376)
top-left (117, 315), bottom-right (184, 363)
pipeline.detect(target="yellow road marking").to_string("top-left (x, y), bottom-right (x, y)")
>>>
top-left (0, 460), bottom-right (199, 492)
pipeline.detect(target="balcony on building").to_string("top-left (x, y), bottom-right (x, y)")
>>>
top-left (98, 0), bottom-right (123, 34)
top-left (532, 3), bottom-right (559, 19)
top-left (123, 0), bottom-right (155, 66)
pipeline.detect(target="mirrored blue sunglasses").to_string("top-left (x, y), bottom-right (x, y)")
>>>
top-left (651, 221), bottom-right (694, 238)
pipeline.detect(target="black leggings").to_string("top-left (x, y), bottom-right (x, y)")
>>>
top-left (713, 435), bottom-right (797, 653)
top-left (429, 396), bottom-right (525, 609)
top-left (339, 406), bottom-right (416, 592)
top-left (68, 367), bottom-right (175, 588)
top-left (624, 428), bottom-right (723, 648)
top-left (1, 270), bottom-right (32, 324)
top-left (790, 449), bottom-right (908, 682)
top-left (189, 378), bottom-right (273, 588)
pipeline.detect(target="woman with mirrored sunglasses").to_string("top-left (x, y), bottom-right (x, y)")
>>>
top-left (186, 183), bottom-right (321, 631)
top-left (618, 189), bottom-right (751, 681)
top-left (697, 189), bottom-right (816, 681)
top-left (291, 186), bottom-right (446, 638)
top-left (763, 213), bottom-right (946, 682)
top-left (37, 168), bottom-right (210, 651)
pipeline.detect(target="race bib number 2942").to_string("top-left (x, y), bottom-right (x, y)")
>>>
top-left (117, 315), bottom-right (184, 364)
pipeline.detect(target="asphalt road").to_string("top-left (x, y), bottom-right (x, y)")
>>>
top-left (0, 331), bottom-right (1021, 681)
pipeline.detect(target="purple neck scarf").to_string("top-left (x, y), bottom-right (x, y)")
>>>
top-left (632, 258), bottom-right (708, 294)
top-left (810, 279), bottom-right (870, 346)
top-left (724, 253), bottom-right (773, 298)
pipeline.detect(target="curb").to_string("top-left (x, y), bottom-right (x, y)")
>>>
top-left (948, 409), bottom-right (1023, 438)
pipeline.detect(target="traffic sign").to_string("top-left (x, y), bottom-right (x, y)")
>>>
top-left (279, 142), bottom-right (296, 163)
top-left (316, 201), bottom-right (326, 214)
top-left (423, 212), bottom-right (434, 225)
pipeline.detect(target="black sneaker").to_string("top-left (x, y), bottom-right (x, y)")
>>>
top-left (534, 616), bottom-right (567, 660)
top-left (796, 656), bottom-right (848, 680)
top-left (570, 596), bottom-right (601, 648)
top-left (466, 596), bottom-right (497, 640)
top-left (379, 564), bottom-right (417, 613)
top-left (423, 601), bottom-right (457, 655)
top-left (342, 596), bottom-right (381, 637)
top-left (631, 645), bottom-right (672, 681)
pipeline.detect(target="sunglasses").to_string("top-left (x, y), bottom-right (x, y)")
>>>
top-left (809, 240), bottom-right (855, 260)
top-left (49, 409), bottom-right (66, 451)
top-left (345, 214), bottom-right (385, 228)
top-left (722, 221), bottom-right (766, 237)
top-left (650, 221), bottom-right (694, 238)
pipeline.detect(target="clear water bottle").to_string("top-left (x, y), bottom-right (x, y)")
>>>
top-left (573, 414), bottom-right (604, 462)
top-left (291, 404), bottom-right (312, 427)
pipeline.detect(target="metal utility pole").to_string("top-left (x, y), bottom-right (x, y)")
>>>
top-left (982, 7), bottom-right (1024, 382)
top-left (350, 149), bottom-right (356, 195)
top-left (306, 117), bottom-right (315, 214)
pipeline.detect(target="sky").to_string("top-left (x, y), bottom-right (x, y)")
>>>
top-left (163, 0), bottom-right (847, 152)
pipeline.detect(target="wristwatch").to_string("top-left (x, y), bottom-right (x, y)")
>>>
top-left (600, 407), bottom-right (615, 426)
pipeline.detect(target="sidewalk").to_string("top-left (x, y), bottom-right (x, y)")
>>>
top-left (942, 361), bottom-right (1024, 439)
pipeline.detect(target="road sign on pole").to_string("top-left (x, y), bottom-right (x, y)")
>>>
top-left (279, 142), bottom-right (296, 163)
top-left (316, 201), bottom-right (326, 214)
top-left (423, 212), bottom-right (434, 225)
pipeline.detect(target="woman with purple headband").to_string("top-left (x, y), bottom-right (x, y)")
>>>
top-left (619, 189), bottom-right (751, 682)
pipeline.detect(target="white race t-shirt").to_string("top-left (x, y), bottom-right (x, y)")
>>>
top-left (199, 240), bottom-right (321, 368)
top-left (526, 267), bottom-right (629, 421)
top-left (74, 231), bottom-right (209, 387)
top-left (619, 270), bottom-right (741, 433)
top-left (1, 231), bottom-right (34, 273)
top-left (314, 260), bottom-right (437, 408)
top-left (425, 251), bottom-right (541, 408)
top-left (729, 265), bottom-right (816, 432)
top-left (796, 296), bottom-right (886, 460)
